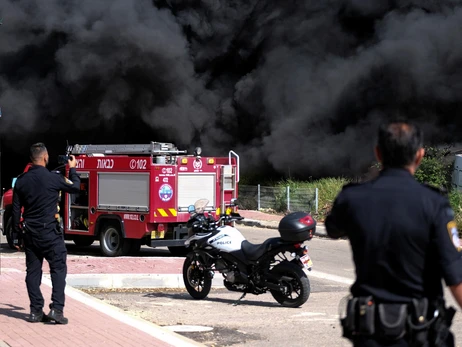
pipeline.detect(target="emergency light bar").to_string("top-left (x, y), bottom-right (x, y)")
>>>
top-left (66, 142), bottom-right (187, 156)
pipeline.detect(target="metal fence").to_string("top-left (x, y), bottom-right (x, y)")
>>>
top-left (238, 185), bottom-right (318, 213)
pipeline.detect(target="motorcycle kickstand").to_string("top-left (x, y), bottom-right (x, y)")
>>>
top-left (232, 292), bottom-right (247, 306)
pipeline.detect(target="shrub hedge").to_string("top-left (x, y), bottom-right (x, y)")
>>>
top-left (268, 145), bottom-right (462, 229)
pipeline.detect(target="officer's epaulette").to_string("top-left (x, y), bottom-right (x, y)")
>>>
top-left (422, 182), bottom-right (447, 196)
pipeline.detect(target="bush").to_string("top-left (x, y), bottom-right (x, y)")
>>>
top-left (414, 146), bottom-right (453, 190)
top-left (449, 189), bottom-right (462, 230)
top-left (413, 145), bottom-right (462, 230)
top-left (241, 145), bottom-right (462, 227)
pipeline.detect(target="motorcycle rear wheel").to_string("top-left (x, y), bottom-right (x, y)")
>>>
top-left (183, 255), bottom-right (212, 299)
top-left (269, 261), bottom-right (310, 308)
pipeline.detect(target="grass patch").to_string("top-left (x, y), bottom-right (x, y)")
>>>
top-left (271, 177), bottom-right (462, 229)
top-left (243, 145), bottom-right (461, 227)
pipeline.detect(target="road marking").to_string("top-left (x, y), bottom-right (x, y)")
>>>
top-left (292, 312), bottom-right (339, 322)
top-left (0, 268), bottom-right (21, 273)
top-left (297, 312), bottom-right (326, 316)
top-left (307, 270), bottom-right (354, 285)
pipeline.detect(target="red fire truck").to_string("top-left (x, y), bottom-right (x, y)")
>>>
top-left (0, 142), bottom-right (240, 257)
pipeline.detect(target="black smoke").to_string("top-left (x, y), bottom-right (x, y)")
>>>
top-left (1, 0), bottom-right (462, 188)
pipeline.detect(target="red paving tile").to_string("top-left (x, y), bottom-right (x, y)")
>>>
top-left (0, 210), bottom-right (282, 347)
top-left (0, 264), bottom-right (201, 347)
top-left (239, 210), bottom-right (284, 222)
top-left (1, 256), bottom-right (184, 275)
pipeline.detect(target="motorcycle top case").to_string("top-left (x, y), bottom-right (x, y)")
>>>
top-left (278, 211), bottom-right (316, 242)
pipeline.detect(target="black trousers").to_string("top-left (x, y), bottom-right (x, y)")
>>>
top-left (23, 232), bottom-right (67, 313)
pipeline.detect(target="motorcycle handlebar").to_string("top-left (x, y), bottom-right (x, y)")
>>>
top-left (188, 212), bottom-right (245, 233)
top-left (216, 215), bottom-right (244, 223)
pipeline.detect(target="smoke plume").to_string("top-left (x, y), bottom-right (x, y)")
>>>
top-left (1, 0), bottom-right (462, 184)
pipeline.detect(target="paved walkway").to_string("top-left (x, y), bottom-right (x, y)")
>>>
top-left (0, 209), bottom-right (321, 347)
top-left (0, 263), bottom-right (202, 347)
top-left (238, 210), bottom-right (326, 236)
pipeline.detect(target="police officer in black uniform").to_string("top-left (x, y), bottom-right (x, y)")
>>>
top-left (12, 143), bottom-right (80, 324)
top-left (325, 121), bottom-right (462, 346)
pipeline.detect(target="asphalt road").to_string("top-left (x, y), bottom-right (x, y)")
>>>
top-left (84, 226), bottom-right (356, 347)
top-left (85, 226), bottom-right (462, 347)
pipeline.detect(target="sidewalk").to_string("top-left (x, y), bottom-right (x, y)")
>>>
top-left (0, 264), bottom-right (203, 347)
top-left (237, 210), bottom-right (327, 237)
top-left (0, 210), bottom-right (324, 347)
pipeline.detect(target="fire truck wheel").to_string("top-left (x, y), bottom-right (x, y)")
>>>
top-left (99, 224), bottom-right (129, 257)
top-left (72, 236), bottom-right (94, 247)
top-left (5, 218), bottom-right (16, 250)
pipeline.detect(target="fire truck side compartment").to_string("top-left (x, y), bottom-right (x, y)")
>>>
top-left (67, 172), bottom-right (90, 232)
top-left (177, 173), bottom-right (216, 210)
top-left (97, 172), bottom-right (149, 211)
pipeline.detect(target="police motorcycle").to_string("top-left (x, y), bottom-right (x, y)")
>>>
top-left (182, 198), bottom-right (316, 308)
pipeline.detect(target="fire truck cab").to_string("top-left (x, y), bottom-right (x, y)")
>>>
top-left (59, 141), bottom-right (239, 256)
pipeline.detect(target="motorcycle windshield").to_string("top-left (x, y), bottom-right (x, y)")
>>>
top-left (194, 198), bottom-right (209, 214)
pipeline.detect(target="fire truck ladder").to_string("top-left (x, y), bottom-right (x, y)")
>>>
top-left (219, 150), bottom-right (240, 215)
top-left (67, 142), bottom-right (187, 156)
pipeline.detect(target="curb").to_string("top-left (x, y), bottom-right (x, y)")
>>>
top-left (40, 276), bottom-right (205, 347)
top-left (60, 273), bottom-right (225, 289)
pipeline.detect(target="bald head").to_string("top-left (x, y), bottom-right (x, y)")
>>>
top-left (30, 142), bottom-right (49, 166)
top-left (376, 121), bottom-right (424, 170)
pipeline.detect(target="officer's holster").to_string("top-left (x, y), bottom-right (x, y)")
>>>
top-left (340, 296), bottom-right (456, 347)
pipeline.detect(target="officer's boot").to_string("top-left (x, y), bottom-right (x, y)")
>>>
top-left (47, 304), bottom-right (68, 325)
top-left (28, 310), bottom-right (50, 323)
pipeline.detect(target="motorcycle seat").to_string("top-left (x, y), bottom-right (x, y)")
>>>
top-left (241, 237), bottom-right (282, 261)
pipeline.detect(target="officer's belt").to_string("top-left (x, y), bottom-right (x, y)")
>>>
top-left (22, 220), bottom-right (59, 233)
top-left (340, 295), bottom-right (456, 346)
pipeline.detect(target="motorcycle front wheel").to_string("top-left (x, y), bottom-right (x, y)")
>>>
top-left (269, 261), bottom-right (310, 308)
top-left (183, 255), bottom-right (212, 300)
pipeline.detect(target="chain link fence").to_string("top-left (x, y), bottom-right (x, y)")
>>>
top-left (237, 185), bottom-right (318, 213)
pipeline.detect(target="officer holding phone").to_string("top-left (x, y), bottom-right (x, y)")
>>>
top-left (12, 142), bottom-right (80, 324)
